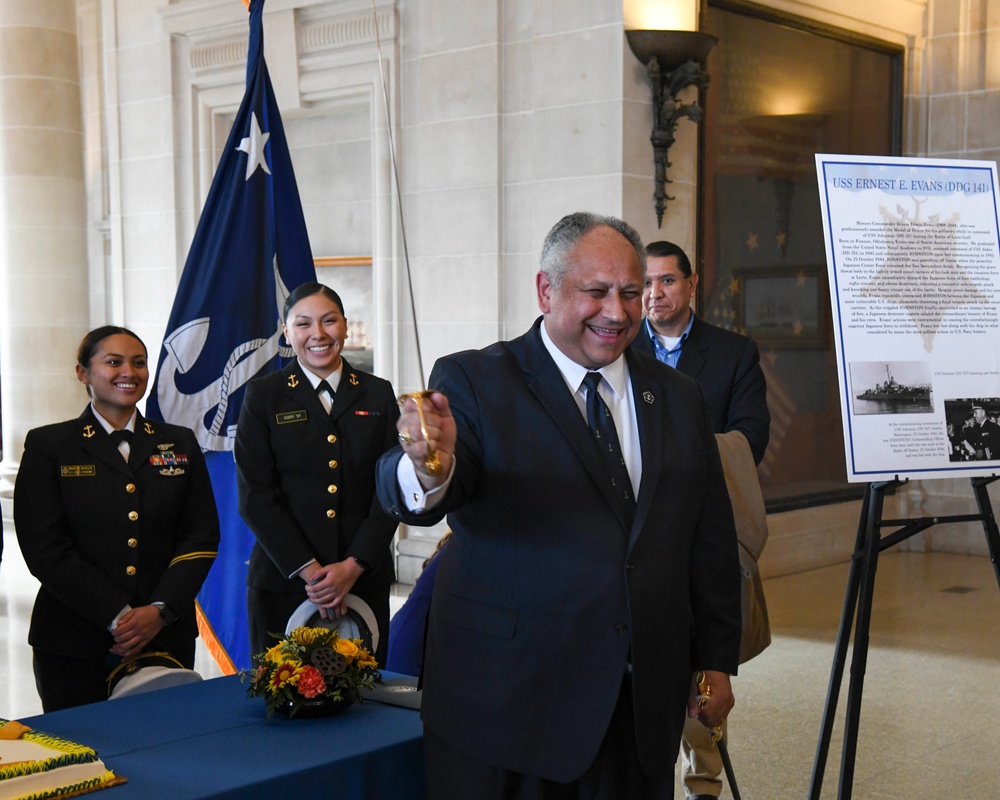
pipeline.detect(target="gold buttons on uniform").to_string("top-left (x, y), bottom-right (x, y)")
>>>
top-left (328, 460), bottom-right (338, 469)
top-left (125, 483), bottom-right (136, 494)
top-left (327, 484), bottom-right (338, 494)
top-left (128, 511), bottom-right (139, 521)
top-left (326, 509), bottom-right (337, 518)
top-left (128, 538), bottom-right (138, 548)
top-left (327, 434), bottom-right (337, 443)
top-left (126, 566), bottom-right (136, 576)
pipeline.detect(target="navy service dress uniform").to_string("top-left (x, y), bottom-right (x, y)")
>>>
top-left (963, 417), bottom-right (1000, 460)
top-left (14, 407), bottom-right (220, 710)
top-left (235, 358), bottom-right (400, 663)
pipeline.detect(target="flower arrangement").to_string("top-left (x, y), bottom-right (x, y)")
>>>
top-left (244, 626), bottom-right (380, 718)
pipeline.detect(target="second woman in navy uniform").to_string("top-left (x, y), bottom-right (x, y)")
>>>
top-left (14, 326), bottom-right (220, 711)
top-left (236, 282), bottom-right (400, 664)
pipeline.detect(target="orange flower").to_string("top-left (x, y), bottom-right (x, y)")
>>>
top-left (296, 666), bottom-right (327, 699)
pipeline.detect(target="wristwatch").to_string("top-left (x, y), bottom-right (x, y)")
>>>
top-left (152, 602), bottom-right (178, 625)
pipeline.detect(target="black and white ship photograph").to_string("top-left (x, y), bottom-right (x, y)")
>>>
top-left (849, 361), bottom-right (934, 415)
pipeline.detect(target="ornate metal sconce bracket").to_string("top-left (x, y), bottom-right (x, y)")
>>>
top-left (626, 30), bottom-right (717, 227)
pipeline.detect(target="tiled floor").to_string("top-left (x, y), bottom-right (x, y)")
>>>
top-left (2, 519), bottom-right (998, 798)
top-left (720, 550), bottom-right (1000, 799)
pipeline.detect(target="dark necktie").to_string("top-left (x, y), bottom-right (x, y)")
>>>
top-left (109, 429), bottom-right (132, 446)
top-left (317, 379), bottom-right (335, 412)
top-left (582, 372), bottom-right (635, 520)
top-left (109, 429), bottom-right (132, 462)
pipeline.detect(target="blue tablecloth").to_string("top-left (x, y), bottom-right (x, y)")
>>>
top-left (21, 674), bottom-right (425, 800)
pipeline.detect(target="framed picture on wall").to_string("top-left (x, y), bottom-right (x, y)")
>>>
top-left (736, 265), bottom-right (828, 349)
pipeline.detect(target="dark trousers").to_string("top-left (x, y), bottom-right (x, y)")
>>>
top-left (424, 675), bottom-right (674, 800)
top-left (33, 650), bottom-right (112, 713)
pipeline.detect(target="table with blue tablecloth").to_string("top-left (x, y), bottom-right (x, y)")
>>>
top-left (21, 674), bottom-right (425, 800)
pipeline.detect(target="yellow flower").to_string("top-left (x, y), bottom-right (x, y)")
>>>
top-left (289, 626), bottom-right (329, 647)
top-left (268, 660), bottom-right (302, 694)
top-left (333, 638), bottom-right (360, 663)
top-left (356, 651), bottom-right (378, 670)
top-left (264, 643), bottom-right (285, 664)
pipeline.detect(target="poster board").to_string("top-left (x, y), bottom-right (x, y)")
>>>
top-left (815, 154), bottom-right (1000, 481)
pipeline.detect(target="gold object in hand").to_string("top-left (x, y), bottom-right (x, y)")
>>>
top-left (398, 390), bottom-right (443, 477)
top-left (694, 670), bottom-right (724, 744)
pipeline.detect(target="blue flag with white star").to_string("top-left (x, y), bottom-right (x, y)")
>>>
top-left (147, 0), bottom-right (315, 672)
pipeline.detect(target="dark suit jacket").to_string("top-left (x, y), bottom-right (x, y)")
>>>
top-left (235, 358), bottom-right (400, 597)
top-left (632, 316), bottom-right (770, 464)
top-left (377, 319), bottom-right (741, 782)
top-left (14, 408), bottom-right (220, 659)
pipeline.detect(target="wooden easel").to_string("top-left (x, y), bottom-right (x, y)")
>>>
top-left (808, 476), bottom-right (1000, 799)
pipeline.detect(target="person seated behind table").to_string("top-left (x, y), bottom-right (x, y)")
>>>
top-left (386, 533), bottom-right (451, 677)
top-left (14, 326), bottom-right (220, 712)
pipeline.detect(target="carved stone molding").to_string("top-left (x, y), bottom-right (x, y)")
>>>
top-left (299, 8), bottom-right (395, 54)
top-left (190, 39), bottom-right (246, 73)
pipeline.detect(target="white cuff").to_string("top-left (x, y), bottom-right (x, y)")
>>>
top-left (292, 558), bottom-right (318, 580)
top-left (397, 454), bottom-right (456, 513)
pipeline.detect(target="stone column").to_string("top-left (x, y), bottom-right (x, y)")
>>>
top-left (0, 0), bottom-right (90, 488)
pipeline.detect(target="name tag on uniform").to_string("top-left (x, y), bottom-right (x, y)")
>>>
top-left (61, 465), bottom-right (96, 477)
top-left (276, 410), bottom-right (308, 424)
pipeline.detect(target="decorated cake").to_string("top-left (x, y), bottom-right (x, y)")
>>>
top-left (0, 720), bottom-right (119, 800)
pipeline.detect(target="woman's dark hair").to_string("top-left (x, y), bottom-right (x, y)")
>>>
top-left (282, 282), bottom-right (345, 322)
top-left (76, 326), bottom-right (147, 369)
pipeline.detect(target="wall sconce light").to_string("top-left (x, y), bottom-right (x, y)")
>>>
top-left (626, 30), bottom-right (717, 227)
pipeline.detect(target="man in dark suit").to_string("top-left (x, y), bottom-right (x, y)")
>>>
top-left (631, 240), bottom-right (769, 465)
top-left (632, 240), bottom-right (770, 799)
top-left (376, 212), bottom-right (741, 799)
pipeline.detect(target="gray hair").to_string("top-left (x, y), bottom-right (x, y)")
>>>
top-left (539, 212), bottom-right (646, 289)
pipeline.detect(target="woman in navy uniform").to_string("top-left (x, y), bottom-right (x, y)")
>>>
top-left (14, 326), bottom-right (220, 712)
top-left (236, 283), bottom-right (400, 664)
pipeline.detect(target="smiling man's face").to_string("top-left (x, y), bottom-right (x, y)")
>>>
top-left (537, 225), bottom-right (644, 370)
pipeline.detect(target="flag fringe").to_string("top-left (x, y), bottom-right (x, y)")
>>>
top-left (196, 600), bottom-right (239, 675)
